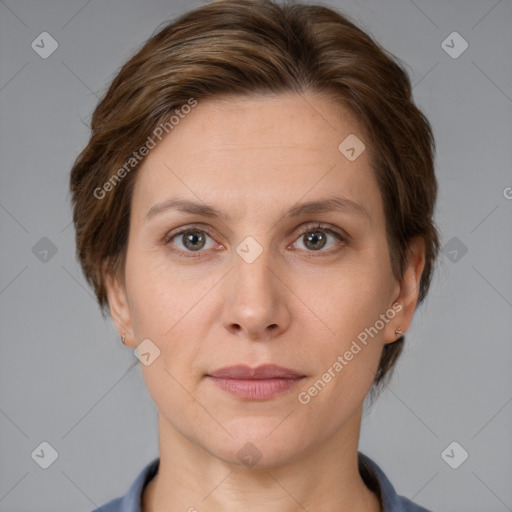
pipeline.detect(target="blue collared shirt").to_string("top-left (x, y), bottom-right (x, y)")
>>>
top-left (94, 452), bottom-right (431, 511)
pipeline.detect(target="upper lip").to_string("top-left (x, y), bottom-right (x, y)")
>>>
top-left (207, 364), bottom-right (305, 379)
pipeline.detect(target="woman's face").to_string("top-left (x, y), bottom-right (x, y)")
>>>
top-left (107, 92), bottom-right (423, 467)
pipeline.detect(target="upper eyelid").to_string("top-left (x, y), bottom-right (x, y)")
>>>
top-left (163, 223), bottom-right (221, 244)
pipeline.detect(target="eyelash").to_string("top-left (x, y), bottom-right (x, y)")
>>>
top-left (162, 222), bottom-right (347, 259)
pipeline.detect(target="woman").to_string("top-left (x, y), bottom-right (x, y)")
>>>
top-left (70, 0), bottom-right (439, 510)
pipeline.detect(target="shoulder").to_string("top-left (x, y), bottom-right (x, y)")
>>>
top-left (358, 452), bottom-right (432, 512)
top-left (92, 458), bottom-right (160, 512)
top-left (93, 497), bottom-right (122, 512)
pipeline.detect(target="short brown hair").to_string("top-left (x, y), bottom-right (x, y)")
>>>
top-left (70, 0), bottom-right (440, 392)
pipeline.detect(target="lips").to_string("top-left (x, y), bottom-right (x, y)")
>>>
top-left (207, 364), bottom-right (305, 379)
top-left (206, 364), bottom-right (306, 400)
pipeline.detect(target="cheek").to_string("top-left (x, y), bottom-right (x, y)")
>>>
top-left (294, 272), bottom-right (387, 418)
top-left (291, 256), bottom-right (391, 388)
top-left (125, 251), bottom-right (216, 381)
top-left (294, 254), bottom-right (391, 335)
top-left (125, 250), bottom-right (192, 336)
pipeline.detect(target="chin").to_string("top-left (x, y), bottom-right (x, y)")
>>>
top-left (202, 417), bottom-right (309, 469)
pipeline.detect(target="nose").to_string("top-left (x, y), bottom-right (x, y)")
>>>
top-left (220, 242), bottom-right (291, 341)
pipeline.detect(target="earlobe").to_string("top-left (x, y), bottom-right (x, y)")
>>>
top-left (386, 237), bottom-right (426, 343)
top-left (104, 267), bottom-right (134, 346)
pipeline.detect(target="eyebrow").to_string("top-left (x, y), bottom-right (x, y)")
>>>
top-left (145, 196), bottom-right (369, 223)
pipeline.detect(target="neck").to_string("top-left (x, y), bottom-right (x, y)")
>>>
top-left (142, 409), bottom-right (381, 512)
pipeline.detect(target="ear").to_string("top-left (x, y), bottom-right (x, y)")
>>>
top-left (104, 263), bottom-right (136, 348)
top-left (385, 236), bottom-right (426, 344)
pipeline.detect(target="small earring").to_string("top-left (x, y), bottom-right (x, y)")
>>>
top-left (395, 328), bottom-right (404, 337)
top-left (121, 334), bottom-right (126, 345)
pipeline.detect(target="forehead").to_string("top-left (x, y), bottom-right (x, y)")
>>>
top-left (163, 92), bottom-right (365, 155)
top-left (131, 92), bottom-right (383, 225)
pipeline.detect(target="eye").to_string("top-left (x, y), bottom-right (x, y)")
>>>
top-left (291, 223), bottom-right (346, 254)
top-left (163, 222), bottom-right (346, 258)
top-left (164, 227), bottom-right (219, 257)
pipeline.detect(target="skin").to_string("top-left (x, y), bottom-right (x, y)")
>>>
top-left (105, 91), bottom-right (425, 512)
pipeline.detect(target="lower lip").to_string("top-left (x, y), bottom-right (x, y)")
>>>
top-left (207, 376), bottom-right (303, 400)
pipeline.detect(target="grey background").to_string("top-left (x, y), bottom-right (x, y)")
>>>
top-left (0, 0), bottom-right (511, 511)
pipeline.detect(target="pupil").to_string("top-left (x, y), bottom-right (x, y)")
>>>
top-left (306, 230), bottom-right (326, 250)
top-left (184, 231), bottom-right (205, 251)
